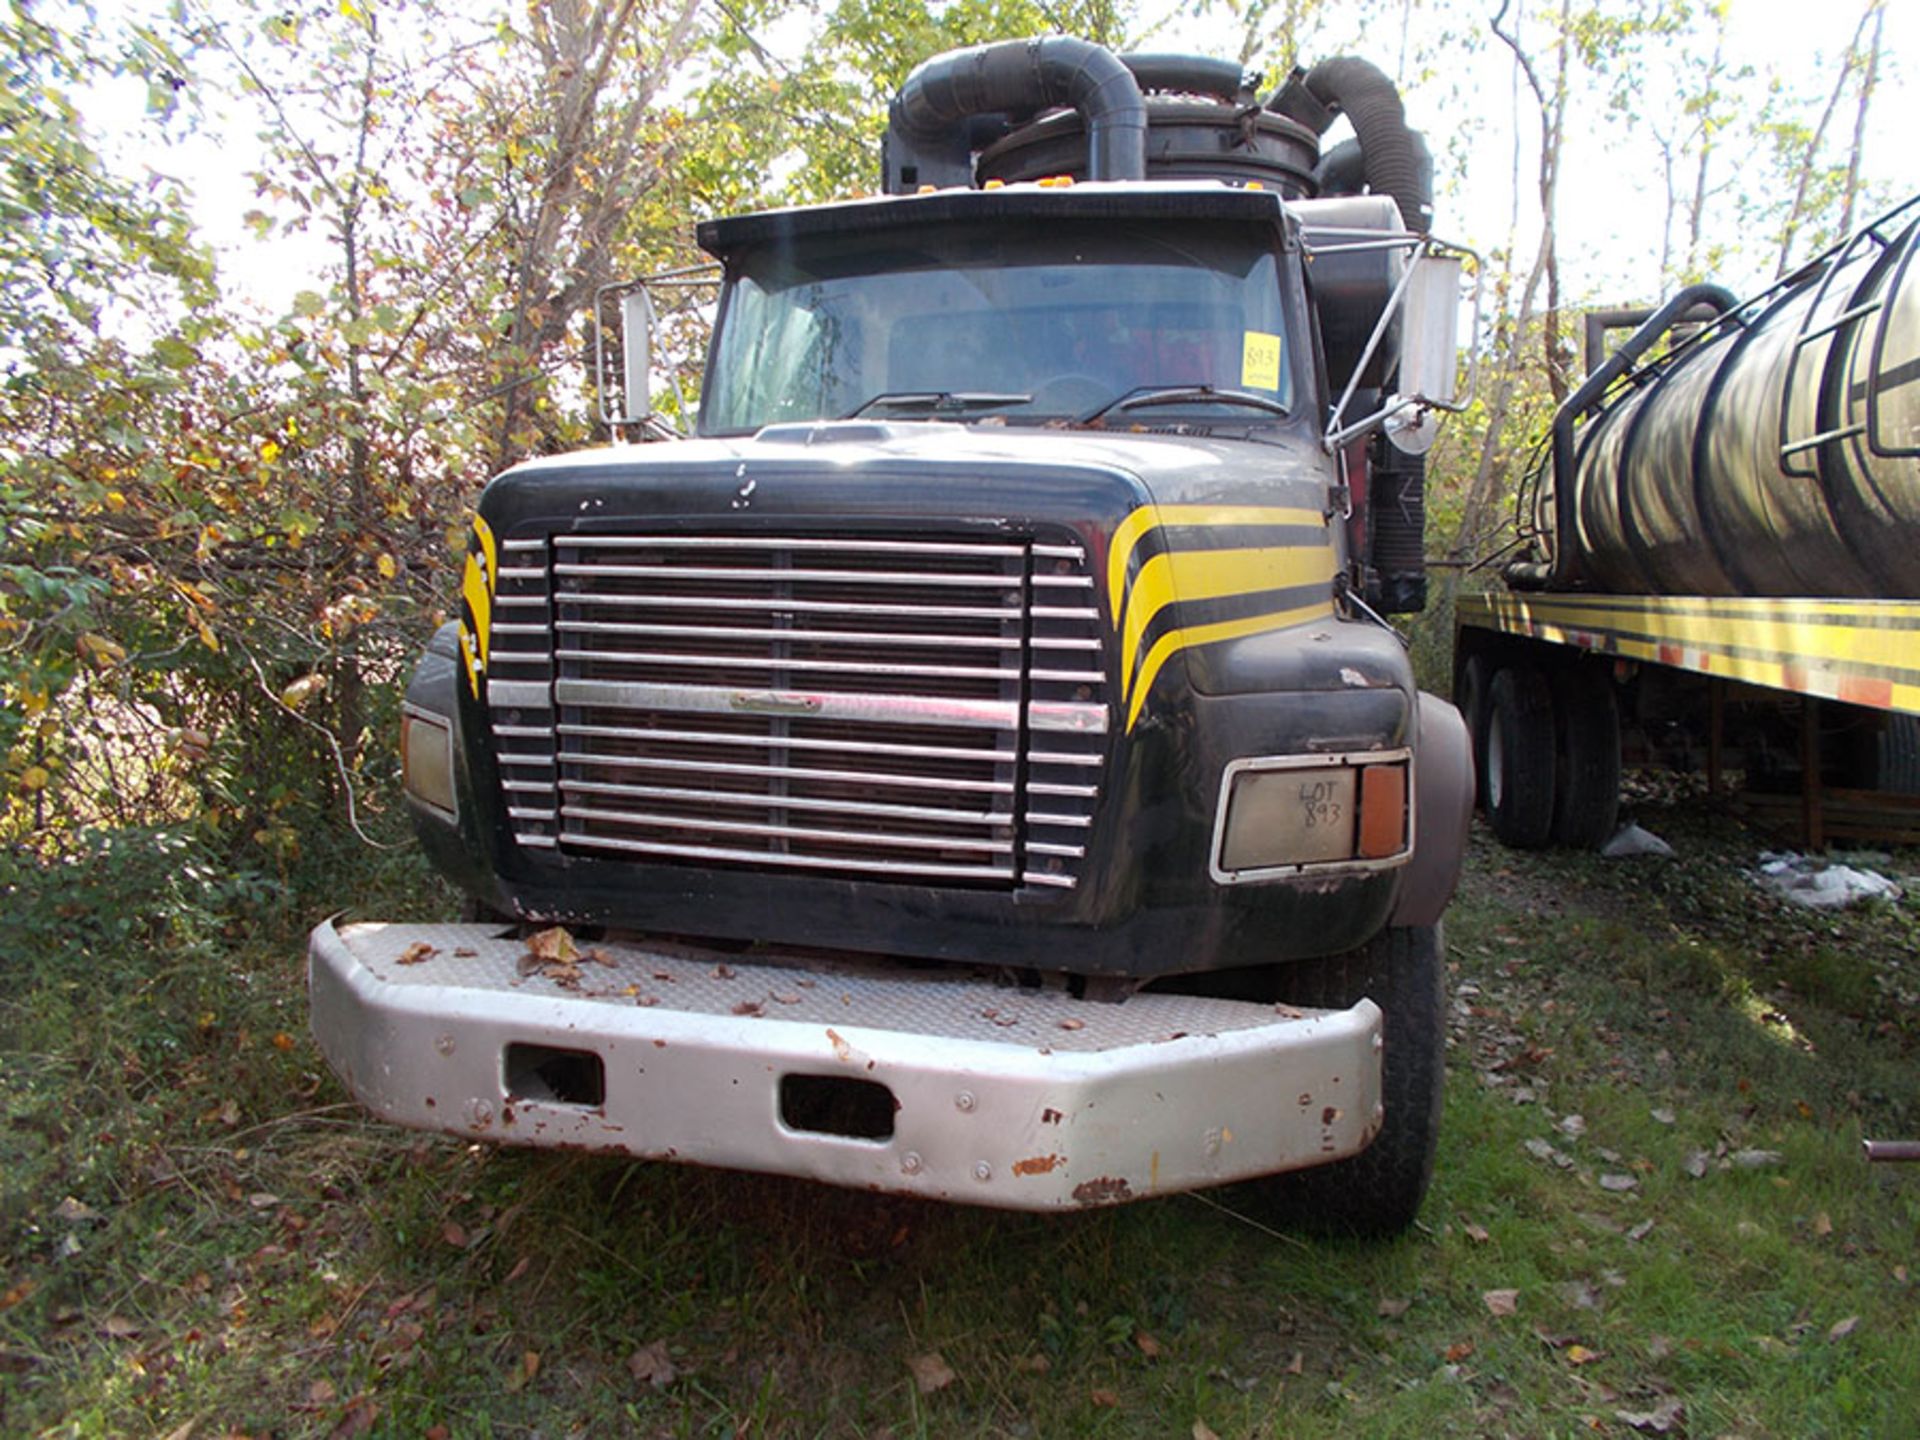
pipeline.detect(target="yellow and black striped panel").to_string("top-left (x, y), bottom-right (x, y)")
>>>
top-left (1108, 504), bottom-right (1337, 732)
top-left (1459, 592), bottom-right (1920, 716)
top-left (457, 515), bottom-right (498, 699)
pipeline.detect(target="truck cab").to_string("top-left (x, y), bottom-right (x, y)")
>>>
top-left (312, 38), bottom-right (1473, 1237)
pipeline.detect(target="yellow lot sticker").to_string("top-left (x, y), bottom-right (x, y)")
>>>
top-left (1241, 330), bottom-right (1282, 392)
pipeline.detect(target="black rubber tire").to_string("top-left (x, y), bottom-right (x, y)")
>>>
top-left (1550, 661), bottom-right (1621, 850)
top-left (1485, 665), bottom-right (1556, 848)
top-left (1842, 711), bottom-right (1920, 794)
top-left (1455, 651), bottom-right (1494, 812)
top-left (1244, 924), bottom-right (1446, 1238)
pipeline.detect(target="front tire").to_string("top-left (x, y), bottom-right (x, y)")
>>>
top-left (1245, 924), bottom-right (1446, 1238)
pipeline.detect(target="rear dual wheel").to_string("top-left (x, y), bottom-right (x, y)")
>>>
top-left (1482, 658), bottom-right (1620, 851)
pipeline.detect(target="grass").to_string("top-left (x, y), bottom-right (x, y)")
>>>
top-left (3, 791), bottom-right (1918, 1437)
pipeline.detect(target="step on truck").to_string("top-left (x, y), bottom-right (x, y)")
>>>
top-left (310, 37), bottom-right (1476, 1236)
top-left (1458, 194), bottom-right (1920, 853)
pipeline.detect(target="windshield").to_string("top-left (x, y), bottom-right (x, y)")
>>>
top-left (699, 219), bottom-right (1294, 434)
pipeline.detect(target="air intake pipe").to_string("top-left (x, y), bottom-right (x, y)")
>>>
top-left (1270, 56), bottom-right (1431, 233)
top-left (1117, 53), bottom-right (1253, 102)
top-left (883, 37), bottom-right (1147, 194)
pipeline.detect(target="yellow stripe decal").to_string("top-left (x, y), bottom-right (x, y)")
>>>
top-left (1127, 601), bottom-right (1335, 732)
top-left (1107, 504), bottom-right (1325, 619)
top-left (1122, 546), bottom-right (1339, 700)
top-left (1459, 593), bottom-right (1920, 715)
top-left (459, 514), bottom-right (498, 699)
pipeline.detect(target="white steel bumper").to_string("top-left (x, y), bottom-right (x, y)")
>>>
top-left (309, 920), bottom-right (1383, 1211)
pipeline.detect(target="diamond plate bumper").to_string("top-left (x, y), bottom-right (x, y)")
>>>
top-left (309, 920), bottom-right (1383, 1210)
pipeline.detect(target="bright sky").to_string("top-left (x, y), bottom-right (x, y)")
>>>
top-left (94, 0), bottom-right (1916, 318)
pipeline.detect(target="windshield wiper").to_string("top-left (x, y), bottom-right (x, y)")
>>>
top-left (1076, 385), bottom-right (1291, 427)
top-left (841, 391), bottom-right (1033, 419)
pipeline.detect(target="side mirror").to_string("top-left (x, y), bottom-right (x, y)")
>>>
top-left (619, 287), bottom-right (656, 425)
top-left (595, 266), bottom-right (723, 441)
top-left (1321, 237), bottom-right (1480, 453)
top-left (1398, 253), bottom-right (1462, 406)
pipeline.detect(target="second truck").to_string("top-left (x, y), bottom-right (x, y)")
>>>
top-left (309, 37), bottom-right (1475, 1237)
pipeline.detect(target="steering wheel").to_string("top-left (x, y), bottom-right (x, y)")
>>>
top-left (1029, 373), bottom-right (1113, 416)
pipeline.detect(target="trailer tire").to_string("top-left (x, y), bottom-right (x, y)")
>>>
top-left (1485, 665), bottom-right (1556, 847)
top-left (1550, 662), bottom-right (1621, 849)
top-left (1455, 652), bottom-right (1493, 811)
top-left (1245, 923), bottom-right (1445, 1238)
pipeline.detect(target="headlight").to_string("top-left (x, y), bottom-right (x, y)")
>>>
top-left (1210, 751), bottom-right (1410, 884)
top-left (401, 707), bottom-right (457, 819)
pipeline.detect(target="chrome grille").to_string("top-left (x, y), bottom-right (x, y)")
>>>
top-left (482, 529), bottom-right (1109, 888)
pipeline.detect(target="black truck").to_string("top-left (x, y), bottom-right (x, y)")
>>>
top-left (310, 37), bottom-right (1474, 1236)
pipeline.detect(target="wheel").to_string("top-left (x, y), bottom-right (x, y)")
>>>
top-left (1243, 924), bottom-right (1446, 1238)
top-left (1455, 651), bottom-right (1493, 811)
top-left (1838, 711), bottom-right (1920, 794)
top-left (1485, 665), bottom-right (1556, 848)
top-left (1550, 661), bottom-right (1621, 849)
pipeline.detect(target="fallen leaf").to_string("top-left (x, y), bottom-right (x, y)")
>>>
top-left (731, 1000), bottom-right (763, 1017)
top-left (0, 1279), bottom-right (38, 1310)
top-left (628, 1339), bottom-right (676, 1388)
top-left (53, 1197), bottom-right (99, 1224)
top-left (1483, 1289), bottom-right (1520, 1317)
top-left (1284, 1351), bottom-right (1304, 1375)
top-left (102, 1315), bottom-right (141, 1338)
top-left (1462, 1221), bottom-right (1491, 1244)
top-left (524, 927), bottom-right (578, 964)
top-left (711, 963), bottom-right (736, 979)
top-left (1564, 1344), bottom-right (1603, 1366)
top-left (1828, 1315), bottom-right (1860, 1341)
top-left (1647, 1335), bottom-right (1673, 1360)
top-left (585, 947), bottom-right (616, 967)
top-left (1556, 1281), bottom-right (1601, 1311)
top-left (1558, 1114), bottom-right (1587, 1138)
top-left (772, 992), bottom-right (801, 1005)
top-left (453, 947), bottom-right (477, 957)
top-left (1193, 1423), bottom-right (1222, 1440)
top-left (1012, 1353), bottom-right (1051, 1374)
top-left (248, 1192), bottom-right (282, 1210)
top-left (1812, 1212), bottom-right (1833, 1237)
top-left (908, 1351), bottom-right (957, 1395)
top-left (1650, 1107), bottom-right (1676, 1125)
top-left (442, 1220), bottom-right (468, 1249)
top-left (1378, 1296), bottom-right (1412, 1318)
top-left (1058, 1018), bottom-right (1085, 1031)
top-left (397, 941), bottom-right (438, 965)
top-left (1615, 1399), bottom-right (1685, 1433)
top-left (1598, 1173), bottom-right (1638, 1193)
top-left (1627, 1218), bottom-right (1656, 1242)
top-left (1135, 1329), bottom-right (1164, 1358)
top-left (1090, 1388), bottom-right (1118, 1407)
top-left (1445, 1340), bottom-right (1475, 1362)
top-left (1731, 1149), bottom-right (1785, 1169)
top-left (1684, 1151), bottom-right (1710, 1179)
top-left (504, 1256), bottom-right (531, 1283)
top-left (502, 1349), bottom-right (539, 1392)
top-left (329, 1396), bottom-right (379, 1439)
top-left (308, 1379), bottom-right (337, 1406)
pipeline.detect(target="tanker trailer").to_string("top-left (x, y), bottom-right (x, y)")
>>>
top-left (1456, 193), bottom-right (1920, 849)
